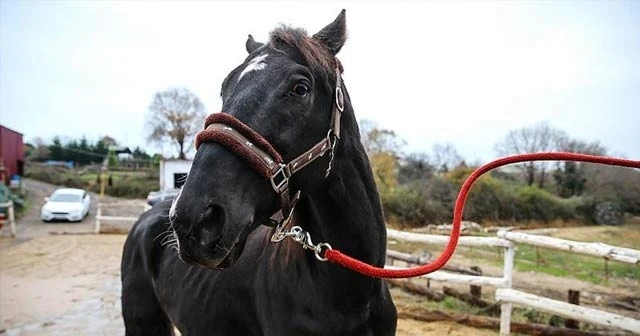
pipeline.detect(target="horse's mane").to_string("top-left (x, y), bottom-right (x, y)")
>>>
top-left (269, 26), bottom-right (340, 78)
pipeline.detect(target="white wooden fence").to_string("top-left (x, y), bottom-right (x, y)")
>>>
top-left (386, 228), bottom-right (640, 335)
top-left (95, 201), bottom-right (145, 234)
top-left (0, 201), bottom-right (16, 237)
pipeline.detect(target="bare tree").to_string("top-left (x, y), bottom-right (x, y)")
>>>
top-left (146, 88), bottom-right (206, 159)
top-left (358, 119), bottom-right (406, 193)
top-left (432, 143), bottom-right (462, 173)
top-left (495, 122), bottom-right (566, 187)
top-left (359, 119), bottom-right (405, 156)
top-left (27, 137), bottom-right (50, 161)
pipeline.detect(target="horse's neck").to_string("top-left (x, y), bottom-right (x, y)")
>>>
top-left (291, 130), bottom-right (387, 305)
top-left (305, 143), bottom-right (386, 265)
top-left (259, 104), bottom-right (386, 306)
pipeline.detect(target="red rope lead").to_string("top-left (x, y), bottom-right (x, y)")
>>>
top-left (325, 152), bottom-right (640, 279)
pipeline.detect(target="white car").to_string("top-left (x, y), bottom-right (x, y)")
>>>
top-left (144, 188), bottom-right (180, 212)
top-left (41, 188), bottom-right (91, 222)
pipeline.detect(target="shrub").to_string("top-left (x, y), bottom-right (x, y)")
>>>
top-left (383, 164), bottom-right (583, 226)
top-left (89, 172), bottom-right (158, 199)
top-left (382, 179), bottom-right (454, 227)
top-left (443, 167), bottom-right (522, 223)
top-left (573, 196), bottom-right (625, 225)
top-left (514, 186), bottom-right (576, 222)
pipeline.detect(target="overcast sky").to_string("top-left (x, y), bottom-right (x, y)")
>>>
top-left (1, 0), bottom-right (639, 162)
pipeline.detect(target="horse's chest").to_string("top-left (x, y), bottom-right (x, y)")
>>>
top-left (172, 286), bottom-right (371, 336)
top-left (158, 254), bottom-right (374, 335)
top-left (251, 283), bottom-right (373, 335)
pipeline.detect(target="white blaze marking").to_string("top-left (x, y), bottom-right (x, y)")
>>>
top-left (238, 54), bottom-right (268, 81)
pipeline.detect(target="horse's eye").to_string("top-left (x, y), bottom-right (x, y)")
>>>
top-left (291, 83), bottom-right (310, 97)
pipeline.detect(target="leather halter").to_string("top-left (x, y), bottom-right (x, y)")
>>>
top-left (195, 67), bottom-right (344, 227)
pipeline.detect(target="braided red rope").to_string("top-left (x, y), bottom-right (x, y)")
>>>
top-left (325, 152), bottom-right (640, 279)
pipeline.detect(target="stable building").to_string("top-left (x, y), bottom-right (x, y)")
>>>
top-left (159, 159), bottom-right (193, 190)
top-left (0, 125), bottom-right (25, 185)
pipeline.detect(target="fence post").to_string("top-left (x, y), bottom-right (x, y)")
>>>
top-left (499, 241), bottom-right (515, 336)
top-left (566, 290), bottom-right (580, 329)
top-left (8, 201), bottom-right (15, 237)
top-left (95, 203), bottom-right (102, 234)
top-left (470, 266), bottom-right (483, 298)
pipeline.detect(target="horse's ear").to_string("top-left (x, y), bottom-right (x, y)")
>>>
top-left (246, 34), bottom-right (264, 53)
top-left (312, 9), bottom-right (347, 55)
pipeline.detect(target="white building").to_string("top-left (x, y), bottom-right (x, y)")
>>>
top-left (159, 159), bottom-right (193, 190)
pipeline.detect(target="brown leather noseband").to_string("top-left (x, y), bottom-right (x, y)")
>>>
top-left (195, 68), bottom-right (344, 226)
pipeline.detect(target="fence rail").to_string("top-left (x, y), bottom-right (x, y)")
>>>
top-left (387, 228), bottom-right (511, 247)
top-left (386, 228), bottom-right (640, 335)
top-left (497, 230), bottom-right (640, 264)
top-left (95, 201), bottom-right (145, 234)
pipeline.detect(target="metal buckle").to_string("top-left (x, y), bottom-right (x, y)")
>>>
top-left (270, 164), bottom-right (291, 193)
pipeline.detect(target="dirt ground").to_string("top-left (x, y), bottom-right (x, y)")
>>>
top-left (0, 179), bottom-right (493, 335)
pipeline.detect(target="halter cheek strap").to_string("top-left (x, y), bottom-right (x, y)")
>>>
top-left (195, 67), bottom-right (344, 227)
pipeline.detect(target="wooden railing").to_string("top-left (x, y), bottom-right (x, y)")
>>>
top-left (95, 201), bottom-right (145, 234)
top-left (385, 228), bottom-right (640, 335)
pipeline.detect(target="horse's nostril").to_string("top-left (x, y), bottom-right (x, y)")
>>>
top-left (197, 204), bottom-right (225, 243)
top-left (200, 204), bottom-right (225, 225)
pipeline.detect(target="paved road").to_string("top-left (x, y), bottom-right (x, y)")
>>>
top-left (0, 179), bottom-right (145, 335)
top-left (12, 179), bottom-right (97, 238)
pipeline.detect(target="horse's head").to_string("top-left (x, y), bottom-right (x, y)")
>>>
top-left (170, 11), bottom-right (348, 269)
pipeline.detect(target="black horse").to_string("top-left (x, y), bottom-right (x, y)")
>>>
top-left (121, 10), bottom-right (397, 335)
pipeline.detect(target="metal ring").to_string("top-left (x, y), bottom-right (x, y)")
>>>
top-left (335, 87), bottom-right (344, 112)
top-left (314, 243), bottom-right (332, 262)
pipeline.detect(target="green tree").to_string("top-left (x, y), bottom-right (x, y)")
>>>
top-left (554, 161), bottom-right (586, 197)
top-left (553, 139), bottom-right (606, 198)
top-left (107, 149), bottom-right (118, 168)
top-left (49, 137), bottom-right (64, 161)
top-left (132, 146), bottom-right (151, 160)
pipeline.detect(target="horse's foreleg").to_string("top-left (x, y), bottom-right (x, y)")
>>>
top-left (121, 233), bottom-right (175, 336)
top-left (121, 280), bottom-right (174, 336)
